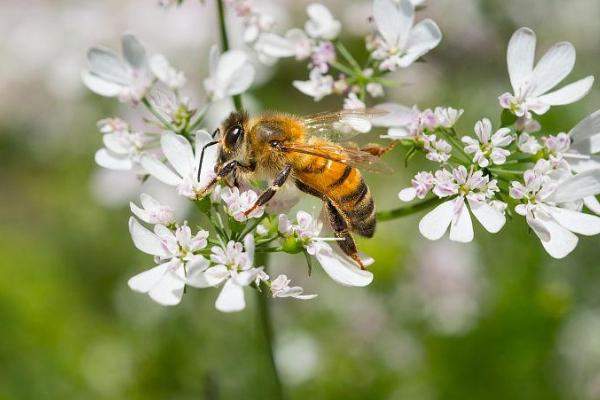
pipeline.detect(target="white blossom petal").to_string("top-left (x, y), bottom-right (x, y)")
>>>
top-left (468, 199), bottom-right (506, 233)
top-left (401, 19), bottom-right (442, 66)
top-left (531, 214), bottom-right (578, 259)
top-left (537, 76), bottom-right (594, 106)
top-left (545, 206), bottom-right (600, 236)
top-left (507, 27), bottom-right (536, 92)
top-left (418, 199), bottom-right (454, 240)
top-left (374, 0), bottom-right (412, 47)
top-left (122, 33), bottom-right (148, 70)
top-left (140, 155), bottom-right (182, 186)
top-left (449, 198), bottom-right (474, 242)
top-left (87, 47), bottom-right (128, 83)
top-left (315, 246), bottom-right (373, 287)
top-left (204, 265), bottom-right (230, 286)
top-left (128, 262), bottom-right (169, 293)
top-left (215, 279), bottom-right (246, 312)
top-left (531, 42), bottom-right (575, 96)
top-left (128, 217), bottom-right (170, 257)
top-left (95, 148), bottom-right (132, 170)
top-left (82, 71), bottom-right (124, 97)
top-left (547, 169), bottom-right (600, 203)
top-left (584, 196), bottom-right (600, 215)
top-left (148, 267), bottom-right (185, 306)
top-left (161, 133), bottom-right (194, 178)
top-left (570, 109), bottom-right (600, 150)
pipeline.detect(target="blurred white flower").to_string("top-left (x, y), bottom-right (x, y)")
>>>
top-left (293, 68), bottom-right (334, 101)
top-left (82, 34), bottom-right (153, 103)
top-left (462, 118), bottom-right (513, 167)
top-left (130, 193), bottom-right (175, 225)
top-left (304, 3), bottom-right (341, 40)
top-left (424, 135), bottom-right (452, 163)
top-left (95, 118), bottom-right (160, 173)
top-left (419, 166), bottom-right (506, 242)
top-left (141, 131), bottom-right (217, 199)
top-left (221, 187), bottom-right (265, 222)
top-left (366, 82), bottom-right (384, 97)
top-left (254, 29), bottom-right (312, 64)
top-left (127, 218), bottom-right (209, 305)
top-left (510, 166), bottom-right (600, 258)
top-left (275, 333), bottom-right (320, 386)
top-left (270, 275), bottom-right (317, 300)
top-left (371, 0), bottom-right (441, 71)
top-left (198, 235), bottom-right (267, 312)
top-left (517, 132), bottom-right (542, 154)
top-left (398, 171), bottom-right (434, 201)
top-left (149, 54), bottom-right (186, 90)
top-left (203, 46), bottom-right (255, 101)
top-left (499, 27), bottom-right (594, 118)
top-left (433, 107), bottom-right (463, 128)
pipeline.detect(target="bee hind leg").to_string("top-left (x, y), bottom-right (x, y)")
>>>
top-left (325, 201), bottom-right (366, 270)
top-left (360, 141), bottom-right (398, 157)
top-left (244, 164), bottom-right (292, 216)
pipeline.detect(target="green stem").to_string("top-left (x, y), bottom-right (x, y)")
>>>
top-left (255, 255), bottom-right (285, 400)
top-left (142, 97), bottom-right (178, 132)
top-left (376, 197), bottom-right (444, 222)
top-left (216, 0), bottom-right (243, 111)
top-left (336, 42), bottom-right (362, 73)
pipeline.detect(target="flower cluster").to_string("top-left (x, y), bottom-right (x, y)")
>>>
top-left (238, 0), bottom-right (441, 111)
top-left (391, 27), bottom-right (600, 259)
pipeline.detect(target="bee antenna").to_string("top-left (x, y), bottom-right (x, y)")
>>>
top-left (212, 128), bottom-right (220, 138)
top-left (197, 140), bottom-right (219, 182)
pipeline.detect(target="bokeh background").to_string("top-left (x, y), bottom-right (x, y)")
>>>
top-left (2, 0), bottom-right (600, 399)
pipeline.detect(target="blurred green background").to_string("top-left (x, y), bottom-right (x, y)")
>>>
top-left (1, 0), bottom-right (600, 399)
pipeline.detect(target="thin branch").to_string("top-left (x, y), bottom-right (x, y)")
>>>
top-left (376, 197), bottom-right (443, 222)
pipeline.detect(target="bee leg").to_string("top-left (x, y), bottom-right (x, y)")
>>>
top-left (360, 141), bottom-right (398, 157)
top-left (325, 201), bottom-right (365, 270)
top-left (244, 164), bottom-right (293, 216)
top-left (197, 160), bottom-right (238, 198)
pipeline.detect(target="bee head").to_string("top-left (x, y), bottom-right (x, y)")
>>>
top-left (217, 111), bottom-right (248, 163)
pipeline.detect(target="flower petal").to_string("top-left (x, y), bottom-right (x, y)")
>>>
top-left (584, 196), bottom-right (600, 215)
top-left (418, 199), bottom-right (454, 240)
top-left (226, 64), bottom-right (255, 96)
top-left (86, 47), bottom-right (128, 83)
top-left (374, 0), bottom-right (412, 48)
top-left (185, 256), bottom-right (212, 288)
top-left (148, 267), bottom-right (185, 306)
top-left (545, 206), bottom-right (600, 236)
top-left (531, 213), bottom-right (578, 259)
top-left (161, 133), bottom-right (194, 179)
top-left (315, 246), bottom-right (373, 287)
top-left (130, 201), bottom-right (151, 224)
top-left (537, 76), bottom-right (594, 106)
top-left (204, 265), bottom-right (229, 286)
top-left (468, 199), bottom-right (506, 233)
top-left (82, 71), bottom-right (124, 97)
top-left (194, 130), bottom-right (219, 187)
top-left (128, 217), bottom-right (170, 257)
top-left (531, 41), bottom-right (575, 96)
top-left (449, 198), bottom-right (474, 242)
top-left (95, 148), bottom-right (132, 170)
top-left (140, 155), bottom-right (182, 186)
top-left (122, 33), bottom-right (147, 70)
top-left (215, 279), bottom-right (246, 312)
top-left (255, 33), bottom-right (295, 58)
top-left (547, 169), bottom-right (600, 203)
top-left (128, 262), bottom-right (169, 293)
top-left (401, 19), bottom-right (442, 66)
top-left (507, 27), bottom-right (536, 92)
top-left (570, 109), bottom-right (600, 152)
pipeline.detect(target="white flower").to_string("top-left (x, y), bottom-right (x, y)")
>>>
top-left (510, 168), bottom-right (600, 258)
top-left (82, 34), bottom-right (152, 103)
top-left (424, 135), bottom-right (452, 163)
top-left (270, 275), bottom-right (317, 300)
top-left (199, 235), bottom-right (266, 312)
top-left (398, 171), bottom-right (434, 201)
top-left (304, 3), bottom-right (341, 40)
top-left (127, 218), bottom-right (209, 305)
top-left (565, 109), bottom-right (600, 173)
top-left (517, 132), bottom-right (542, 154)
top-left (254, 29), bottom-right (312, 65)
top-left (221, 187), bottom-right (265, 222)
top-left (293, 68), bottom-right (334, 101)
top-left (141, 131), bottom-right (217, 199)
top-left (130, 193), bottom-right (175, 225)
top-left (499, 27), bottom-right (594, 118)
top-left (311, 41), bottom-right (336, 73)
top-left (203, 46), bottom-right (255, 101)
top-left (434, 107), bottom-right (463, 128)
top-left (371, 0), bottom-right (441, 71)
top-left (462, 118), bottom-right (513, 167)
top-left (342, 93), bottom-right (372, 133)
top-left (278, 211), bottom-right (374, 287)
top-left (366, 82), bottom-right (384, 98)
top-left (95, 118), bottom-right (160, 172)
top-left (149, 54), bottom-right (186, 90)
top-left (419, 166), bottom-right (506, 242)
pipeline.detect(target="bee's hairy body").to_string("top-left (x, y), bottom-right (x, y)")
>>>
top-left (215, 110), bottom-right (377, 267)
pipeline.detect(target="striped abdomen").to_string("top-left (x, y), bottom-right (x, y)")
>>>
top-left (296, 157), bottom-right (375, 238)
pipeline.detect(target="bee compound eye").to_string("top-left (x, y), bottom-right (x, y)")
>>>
top-left (225, 125), bottom-right (243, 148)
top-left (270, 140), bottom-right (281, 148)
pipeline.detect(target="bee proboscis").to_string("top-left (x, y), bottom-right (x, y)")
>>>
top-left (199, 109), bottom-right (394, 269)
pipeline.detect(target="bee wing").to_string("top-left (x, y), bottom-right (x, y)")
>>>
top-left (301, 108), bottom-right (388, 141)
top-left (281, 142), bottom-right (394, 174)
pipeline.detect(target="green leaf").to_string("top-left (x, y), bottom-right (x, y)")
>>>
top-left (195, 196), bottom-right (211, 214)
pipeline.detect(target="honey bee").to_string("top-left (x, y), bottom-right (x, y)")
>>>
top-left (198, 109), bottom-right (394, 269)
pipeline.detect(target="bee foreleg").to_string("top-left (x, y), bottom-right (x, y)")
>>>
top-left (197, 160), bottom-right (238, 198)
top-left (243, 164), bottom-right (292, 216)
top-left (325, 201), bottom-right (365, 270)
